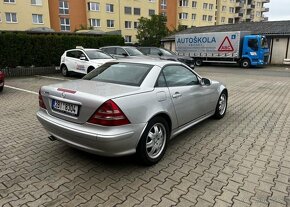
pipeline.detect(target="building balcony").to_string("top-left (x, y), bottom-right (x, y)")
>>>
top-left (235, 2), bottom-right (243, 7)
top-left (262, 16), bottom-right (269, 21)
top-left (261, 0), bottom-right (270, 3)
top-left (245, 14), bottom-right (251, 19)
top-left (261, 7), bottom-right (270, 12)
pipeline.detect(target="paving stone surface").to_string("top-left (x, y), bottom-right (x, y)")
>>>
top-left (1, 66), bottom-right (290, 206)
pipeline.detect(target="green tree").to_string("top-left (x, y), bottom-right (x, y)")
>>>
top-left (136, 15), bottom-right (169, 47)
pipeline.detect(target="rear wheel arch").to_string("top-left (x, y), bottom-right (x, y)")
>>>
top-left (151, 113), bottom-right (172, 135)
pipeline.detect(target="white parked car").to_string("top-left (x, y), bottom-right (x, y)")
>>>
top-left (60, 47), bottom-right (114, 76)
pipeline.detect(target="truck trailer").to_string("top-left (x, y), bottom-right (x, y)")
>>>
top-left (175, 31), bottom-right (270, 68)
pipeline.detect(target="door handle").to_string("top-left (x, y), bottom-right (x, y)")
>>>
top-left (172, 92), bottom-right (182, 98)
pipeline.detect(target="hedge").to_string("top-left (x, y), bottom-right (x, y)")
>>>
top-left (0, 32), bottom-right (124, 68)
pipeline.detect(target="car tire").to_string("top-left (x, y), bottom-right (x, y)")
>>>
top-left (195, 59), bottom-right (203, 66)
top-left (61, 65), bottom-right (69, 77)
top-left (241, 59), bottom-right (250, 68)
top-left (214, 91), bottom-right (227, 119)
top-left (137, 117), bottom-right (169, 165)
top-left (87, 67), bottom-right (95, 74)
top-left (0, 86), bottom-right (3, 92)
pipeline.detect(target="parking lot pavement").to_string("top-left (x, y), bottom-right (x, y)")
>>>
top-left (1, 67), bottom-right (290, 207)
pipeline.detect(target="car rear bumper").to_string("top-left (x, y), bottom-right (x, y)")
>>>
top-left (37, 110), bottom-right (147, 157)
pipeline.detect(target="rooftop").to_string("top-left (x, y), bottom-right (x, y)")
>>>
top-left (162, 20), bottom-right (290, 41)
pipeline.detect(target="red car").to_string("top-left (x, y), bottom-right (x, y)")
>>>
top-left (0, 71), bottom-right (4, 92)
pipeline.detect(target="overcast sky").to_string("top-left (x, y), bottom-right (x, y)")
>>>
top-left (267, 0), bottom-right (290, 21)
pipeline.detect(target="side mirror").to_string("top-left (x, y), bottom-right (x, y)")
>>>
top-left (80, 56), bottom-right (86, 61)
top-left (201, 78), bottom-right (211, 86)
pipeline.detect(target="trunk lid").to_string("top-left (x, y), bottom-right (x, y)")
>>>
top-left (41, 80), bottom-right (151, 124)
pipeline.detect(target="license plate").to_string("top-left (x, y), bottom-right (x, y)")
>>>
top-left (52, 100), bottom-right (79, 116)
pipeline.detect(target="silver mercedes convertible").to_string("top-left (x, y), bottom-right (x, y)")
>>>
top-left (37, 59), bottom-right (227, 165)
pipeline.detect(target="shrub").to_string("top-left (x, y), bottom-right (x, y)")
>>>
top-left (0, 32), bottom-right (124, 68)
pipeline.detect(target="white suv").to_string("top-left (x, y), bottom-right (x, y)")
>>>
top-left (60, 47), bottom-right (114, 76)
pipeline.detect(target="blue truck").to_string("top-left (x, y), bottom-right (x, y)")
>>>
top-left (175, 31), bottom-right (270, 68)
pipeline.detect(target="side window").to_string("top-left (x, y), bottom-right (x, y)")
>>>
top-left (66, 51), bottom-right (75, 58)
top-left (103, 47), bottom-right (116, 54)
top-left (156, 71), bottom-right (167, 87)
top-left (74, 51), bottom-right (84, 59)
top-left (150, 48), bottom-right (161, 55)
top-left (139, 48), bottom-right (150, 55)
top-left (116, 48), bottom-right (126, 55)
top-left (248, 39), bottom-right (258, 51)
top-left (163, 65), bottom-right (199, 87)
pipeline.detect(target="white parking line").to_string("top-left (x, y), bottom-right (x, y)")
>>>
top-left (34, 75), bottom-right (69, 81)
top-left (5, 85), bottom-right (38, 95)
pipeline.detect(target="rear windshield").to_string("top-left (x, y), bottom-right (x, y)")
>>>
top-left (83, 62), bottom-right (153, 86)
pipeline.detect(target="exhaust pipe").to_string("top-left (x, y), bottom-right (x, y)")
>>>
top-left (48, 135), bottom-right (56, 141)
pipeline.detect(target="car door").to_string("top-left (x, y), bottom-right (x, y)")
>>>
top-left (74, 50), bottom-right (87, 74)
top-left (65, 51), bottom-right (78, 72)
top-left (162, 65), bottom-right (210, 126)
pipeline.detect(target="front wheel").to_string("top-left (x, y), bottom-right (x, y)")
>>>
top-left (241, 59), bottom-right (250, 68)
top-left (214, 92), bottom-right (227, 119)
top-left (137, 117), bottom-right (169, 165)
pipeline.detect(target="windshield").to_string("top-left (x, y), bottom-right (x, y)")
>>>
top-left (85, 50), bottom-right (113, 59)
top-left (125, 47), bottom-right (144, 56)
top-left (83, 62), bottom-right (153, 86)
top-left (261, 37), bottom-right (269, 49)
top-left (159, 48), bottom-right (176, 56)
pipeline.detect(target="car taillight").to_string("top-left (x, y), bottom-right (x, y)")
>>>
top-left (87, 100), bottom-right (130, 126)
top-left (39, 89), bottom-right (46, 109)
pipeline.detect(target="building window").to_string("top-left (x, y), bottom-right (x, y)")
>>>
top-left (32, 14), bottom-right (43, 24)
top-left (0, 13), bottom-right (2, 22)
top-left (221, 17), bottom-right (225, 23)
top-left (106, 4), bottom-right (114, 12)
top-left (89, 18), bottom-right (100, 27)
top-left (149, 9), bottom-right (155, 16)
top-left (203, 3), bottom-right (208, 9)
top-left (148, 0), bottom-right (155, 2)
top-left (257, 2), bottom-right (261, 7)
top-left (5, 12), bottom-right (17, 23)
top-left (134, 21), bottom-right (139, 29)
top-left (179, 13), bottom-right (188, 19)
top-left (125, 36), bottom-right (132, 43)
top-left (192, 13), bottom-right (196, 20)
top-left (208, 15), bottom-right (213, 21)
top-left (256, 11), bottom-right (261, 17)
top-left (222, 6), bottom-right (226, 12)
top-left (125, 21), bottom-right (131, 29)
top-left (209, 4), bottom-right (213, 10)
top-left (134, 8), bottom-right (141, 15)
top-left (59, 0), bottom-right (69, 15)
top-left (179, 0), bottom-right (188, 7)
top-left (4, 0), bottom-right (15, 3)
top-left (229, 7), bottom-right (234, 13)
top-left (88, 2), bottom-right (100, 11)
top-left (124, 6), bottom-right (131, 14)
top-left (60, 17), bottom-right (70, 31)
top-left (107, 19), bottom-right (114, 28)
top-left (228, 18), bottom-right (234, 23)
top-left (192, 1), bottom-right (197, 8)
top-left (202, 15), bottom-right (207, 21)
top-left (161, 0), bottom-right (166, 10)
top-left (31, 0), bottom-right (42, 5)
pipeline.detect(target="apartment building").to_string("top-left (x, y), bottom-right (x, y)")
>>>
top-left (161, 0), bottom-right (270, 30)
top-left (47, 0), bottom-right (158, 43)
top-left (0, 0), bottom-right (51, 31)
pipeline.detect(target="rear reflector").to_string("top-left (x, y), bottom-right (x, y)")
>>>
top-left (87, 100), bottom-right (130, 126)
top-left (39, 89), bottom-right (46, 109)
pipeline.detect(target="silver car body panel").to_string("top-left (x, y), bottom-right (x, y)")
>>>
top-left (37, 59), bottom-right (227, 157)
